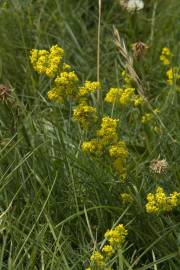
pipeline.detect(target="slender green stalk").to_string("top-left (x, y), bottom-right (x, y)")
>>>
top-left (118, 247), bottom-right (124, 270)
top-left (97, 0), bottom-right (102, 109)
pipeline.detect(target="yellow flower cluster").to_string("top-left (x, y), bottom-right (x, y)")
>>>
top-left (104, 224), bottom-right (128, 247)
top-left (79, 81), bottom-right (100, 97)
top-left (53, 71), bottom-right (79, 97)
top-left (31, 45), bottom-right (128, 181)
top-left (30, 45), bottom-right (81, 103)
top-left (108, 141), bottom-right (128, 181)
top-left (82, 116), bottom-right (128, 180)
top-left (47, 71), bottom-right (79, 103)
top-left (96, 117), bottom-right (119, 144)
top-left (82, 139), bottom-right (103, 156)
top-left (47, 87), bottom-right (64, 103)
top-left (105, 87), bottom-right (143, 107)
top-left (121, 70), bottom-right (132, 87)
top-left (119, 87), bottom-right (135, 105)
top-left (141, 109), bottom-right (160, 124)
top-left (141, 113), bottom-right (153, 124)
top-left (104, 88), bottom-right (122, 104)
top-left (134, 96), bottom-right (144, 106)
top-left (146, 186), bottom-right (180, 214)
top-left (30, 45), bottom-right (64, 77)
top-left (62, 63), bottom-right (71, 71)
top-left (86, 265), bottom-right (112, 270)
top-left (86, 224), bottom-right (127, 270)
top-left (72, 81), bottom-right (100, 128)
top-left (120, 193), bottom-right (133, 204)
top-left (97, 118), bottom-right (129, 178)
top-left (90, 251), bottom-right (105, 269)
top-left (160, 47), bottom-right (172, 66)
top-left (73, 103), bottom-right (97, 129)
top-left (159, 47), bottom-right (180, 90)
top-left (30, 45), bottom-right (100, 105)
top-left (104, 69), bottom-right (143, 107)
top-left (102, 245), bottom-right (114, 257)
top-left (112, 158), bottom-right (127, 182)
top-left (166, 68), bottom-right (173, 85)
top-left (166, 67), bottom-right (180, 86)
top-left (82, 116), bottom-right (119, 156)
top-left (109, 140), bottom-right (128, 159)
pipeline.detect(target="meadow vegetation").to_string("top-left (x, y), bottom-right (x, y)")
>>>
top-left (0, 0), bottom-right (180, 269)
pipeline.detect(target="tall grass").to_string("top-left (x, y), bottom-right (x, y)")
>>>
top-left (0, 0), bottom-right (180, 269)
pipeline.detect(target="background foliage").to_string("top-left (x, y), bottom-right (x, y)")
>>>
top-left (0, 0), bottom-right (180, 269)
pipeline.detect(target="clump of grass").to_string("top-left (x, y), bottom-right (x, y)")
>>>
top-left (0, 0), bottom-right (180, 269)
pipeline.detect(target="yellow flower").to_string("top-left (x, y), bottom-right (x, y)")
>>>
top-left (46, 45), bottom-right (64, 77)
top-left (153, 108), bottom-right (160, 114)
top-left (166, 67), bottom-right (180, 85)
top-left (146, 199), bottom-right (158, 214)
top-left (105, 224), bottom-right (128, 247)
top-left (97, 117), bottom-right (119, 145)
top-left (30, 45), bottom-right (64, 77)
top-left (162, 47), bottom-right (171, 56)
top-left (33, 49), bottom-right (49, 74)
top-left (47, 71), bottom-right (79, 102)
top-left (160, 55), bottom-right (170, 66)
top-left (160, 47), bottom-right (172, 66)
top-left (121, 70), bottom-right (132, 86)
top-left (50, 44), bottom-right (64, 57)
top-left (155, 187), bottom-right (167, 205)
top-left (82, 139), bottom-right (104, 156)
top-left (73, 103), bottom-right (97, 129)
top-left (62, 63), bottom-right (71, 70)
top-left (55, 71), bottom-right (78, 86)
top-left (105, 87), bottom-right (123, 104)
top-left (90, 251), bottom-right (105, 268)
top-left (54, 71), bottom-right (79, 97)
top-left (112, 158), bottom-right (127, 182)
top-left (105, 86), bottom-right (140, 107)
top-left (120, 193), bottom-right (133, 204)
top-left (102, 245), bottom-right (114, 257)
top-left (169, 192), bottom-right (179, 207)
top-left (79, 81), bottom-right (100, 96)
top-left (146, 186), bottom-right (180, 214)
top-left (109, 140), bottom-right (128, 159)
top-left (141, 113), bottom-right (153, 124)
top-left (141, 109), bottom-right (159, 125)
top-left (166, 68), bottom-right (173, 85)
top-left (133, 96), bottom-right (144, 106)
top-left (30, 49), bottom-right (39, 66)
top-left (47, 88), bottom-right (64, 103)
top-left (119, 87), bottom-right (135, 105)
top-left (30, 45), bottom-right (82, 102)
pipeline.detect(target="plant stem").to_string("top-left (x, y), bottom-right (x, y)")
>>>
top-left (118, 247), bottom-right (124, 270)
top-left (97, 0), bottom-right (102, 109)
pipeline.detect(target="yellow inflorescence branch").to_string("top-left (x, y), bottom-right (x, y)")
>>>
top-left (86, 224), bottom-right (128, 270)
top-left (146, 186), bottom-right (180, 214)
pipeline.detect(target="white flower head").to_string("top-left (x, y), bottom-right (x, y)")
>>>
top-left (149, 158), bottom-right (168, 174)
top-left (120, 0), bottom-right (144, 12)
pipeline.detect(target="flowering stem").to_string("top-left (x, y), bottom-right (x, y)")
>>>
top-left (150, 0), bottom-right (158, 43)
top-left (118, 247), bottom-right (124, 270)
top-left (97, 0), bottom-right (102, 110)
